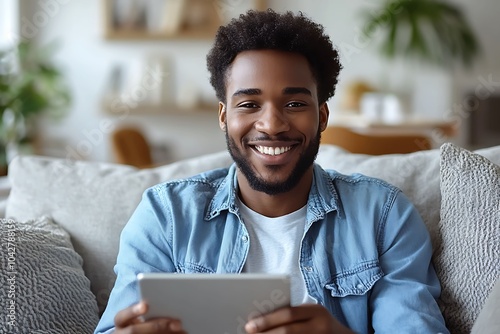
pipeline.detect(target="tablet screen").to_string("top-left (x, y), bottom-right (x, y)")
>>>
top-left (138, 273), bottom-right (290, 334)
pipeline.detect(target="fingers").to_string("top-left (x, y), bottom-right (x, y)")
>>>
top-left (114, 302), bottom-right (185, 333)
top-left (115, 302), bottom-right (148, 328)
top-left (117, 318), bottom-right (186, 333)
top-left (245, 304), bottom-right (329, 333)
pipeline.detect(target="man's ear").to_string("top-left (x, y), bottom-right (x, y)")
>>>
top-left (218, 102), bottom-right (226, 131)
top-left (319, 102), bottom-right (330, 132)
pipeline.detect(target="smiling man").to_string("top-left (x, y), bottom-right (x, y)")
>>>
top-left (95, 10), bottom-right (449, 334)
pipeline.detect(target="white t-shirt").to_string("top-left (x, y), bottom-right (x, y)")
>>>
top-left (237, 197), bottom-right (317, 306)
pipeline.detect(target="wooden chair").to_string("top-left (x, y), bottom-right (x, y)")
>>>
top-left (111, 127), bottom-right (153, 168)
top-left (321, 126), bottom-right (432, 155)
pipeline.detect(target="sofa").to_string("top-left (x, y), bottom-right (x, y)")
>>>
top-left (0, 143), bottom-right (498, 334)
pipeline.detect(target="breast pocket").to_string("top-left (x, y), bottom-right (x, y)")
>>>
top-left (325, 260), bottom-right (384, 297)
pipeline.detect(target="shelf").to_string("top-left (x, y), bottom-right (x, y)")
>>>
top-left (104, 28), bottom-right (216, 41)
top-left (102, 101), bottom-right (218, 116)
top-left (102, 0), bottom-right (268, 41)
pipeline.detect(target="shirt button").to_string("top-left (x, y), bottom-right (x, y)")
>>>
top-left (304, 266), bottom-right (313, 272)
top-left (356, 283), bottom-right (364, 290)
top-left (242, 235), bottom-right (249, 243)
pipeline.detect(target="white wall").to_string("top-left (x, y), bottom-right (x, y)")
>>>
top-left (19, 0), bottom-right (500, 162)
top-left (0, 0), bottom-right (19, 49)
top-left (448, 0), bottom-right (500, 146)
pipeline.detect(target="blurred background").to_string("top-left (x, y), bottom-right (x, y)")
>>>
top-left (0, 0), bottom-right (499, 170)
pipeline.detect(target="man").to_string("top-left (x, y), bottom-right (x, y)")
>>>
top-left (95, 10), bottom-right (449, 334)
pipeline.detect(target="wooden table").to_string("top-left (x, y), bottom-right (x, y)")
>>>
top-left (322, 111), bottom-right (458, 154)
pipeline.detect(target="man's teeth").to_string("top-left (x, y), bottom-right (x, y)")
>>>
top-left (255, 146), bottom-right (291, 156)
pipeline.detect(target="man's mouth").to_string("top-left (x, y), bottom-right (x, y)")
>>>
top-left (255, 145), bottom-right (292, 156)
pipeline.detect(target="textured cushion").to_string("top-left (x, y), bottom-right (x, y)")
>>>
top-left (5, 152), bottom-right (232, 313)
top-left (434, 143), bottom-right (500, 333)
top-left (0, 216), bottom-right (99, 333)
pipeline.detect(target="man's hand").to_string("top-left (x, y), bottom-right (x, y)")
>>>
top-left (244, 304), bottom-right (355, 334)
top-left (114, 301), bottom-right (187, 333)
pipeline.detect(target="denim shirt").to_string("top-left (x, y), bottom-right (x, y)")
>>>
top-left (95, 164), bottom-right (449, 334)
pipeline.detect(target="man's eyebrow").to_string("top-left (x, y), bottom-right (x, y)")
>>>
top-left (283, 87), bottom-right (312, 96)
top-left (232, 87), bottom-right (312, 97)
top-left (232, 88), bottom-right (261, 97)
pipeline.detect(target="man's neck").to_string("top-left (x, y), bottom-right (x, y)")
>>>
top-left (236, 170), bottom-right (313, 218)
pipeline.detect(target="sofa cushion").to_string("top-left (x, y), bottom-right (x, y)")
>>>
top-left (0, 216), bottom-right (99, 333)
top-left (471, 278), bottom-right (500, 334)
top-left (5, 152), bottom-right (232, 313)
top-left (434, 143), bottom-right (500, 333)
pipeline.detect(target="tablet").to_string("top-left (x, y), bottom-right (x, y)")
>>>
top-left (137, 273), bottom-right (290, 334)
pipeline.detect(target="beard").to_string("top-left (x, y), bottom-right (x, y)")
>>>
top-left (225, 127), bottom-right (321, 196)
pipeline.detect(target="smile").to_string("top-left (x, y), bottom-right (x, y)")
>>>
top-left (255, 146), bottom-right (292, 156)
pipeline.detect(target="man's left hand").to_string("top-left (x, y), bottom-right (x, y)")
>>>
top-left (244, 304), bottom-right (355, 334)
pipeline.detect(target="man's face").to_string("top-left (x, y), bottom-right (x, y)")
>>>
top-left (219, 50), bottom-right (329, 196)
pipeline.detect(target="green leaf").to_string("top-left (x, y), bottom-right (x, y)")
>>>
top-left (360, 0), bottom-right (480, 68)
top-left (0, 40), bottom-right (71, 120)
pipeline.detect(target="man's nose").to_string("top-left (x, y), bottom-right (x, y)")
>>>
top-left (254, 104), bottom-right (290, 135)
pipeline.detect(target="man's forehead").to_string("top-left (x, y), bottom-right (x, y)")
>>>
top-left (225, 50), bottom-right (316, 90)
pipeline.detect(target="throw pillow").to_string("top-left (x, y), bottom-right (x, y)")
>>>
top-left (434, 143), bottom-right (500, 333)
top-left (0, 216), bottom-right (100, 333)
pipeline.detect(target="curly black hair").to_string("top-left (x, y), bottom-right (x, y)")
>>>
top-left (206, 9), bottom-right (342, 105)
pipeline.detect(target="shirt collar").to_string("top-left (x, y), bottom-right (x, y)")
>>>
top-left (205, 164), bottom-right (238, 220)
top-left (206, 163), bottom-right (339, 222)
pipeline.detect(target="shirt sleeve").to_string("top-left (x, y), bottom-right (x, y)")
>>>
top-left (370, 191), bottom-right (449, 333)
top-left (94, 187), bottom-right (176, 334)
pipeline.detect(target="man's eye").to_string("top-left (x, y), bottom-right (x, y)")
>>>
top-left (286, 102), bottom-right (306, 108)
top-left (239, 102), bottom-right (259, 108)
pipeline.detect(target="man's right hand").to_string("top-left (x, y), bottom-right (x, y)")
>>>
top-left (114, 301), bottom-right (187, 333)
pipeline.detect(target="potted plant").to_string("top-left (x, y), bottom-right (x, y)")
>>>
top-left (0, 41), bottom-right (71, 174)
top-left (355, 0), bottom-right (480, 123)
top-left (361, 0), bottom-right (480, 68)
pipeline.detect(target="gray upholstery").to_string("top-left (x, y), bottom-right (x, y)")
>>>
top-left (471, 278), bottom-right (500, 334)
